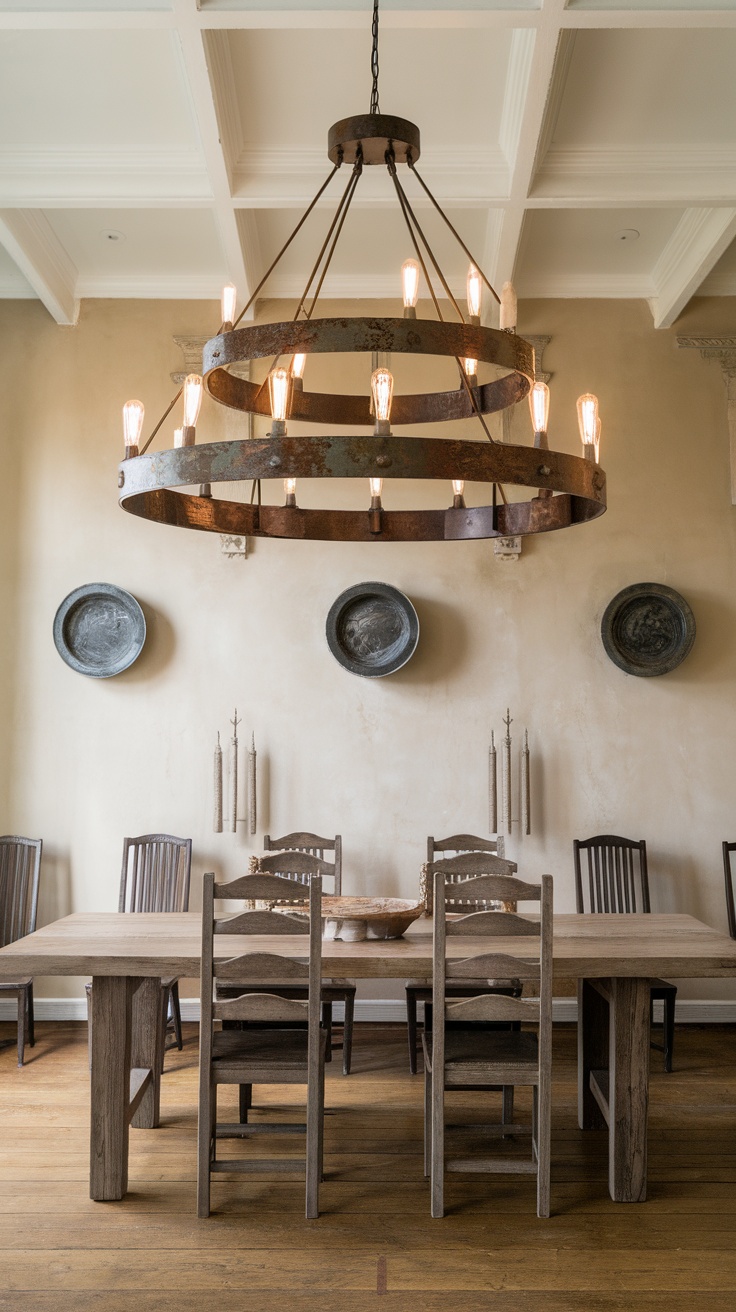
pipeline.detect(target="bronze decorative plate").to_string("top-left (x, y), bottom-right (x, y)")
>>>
top-left (53, 583), bottom-right (146, 679)
top-left (326, 582), bottom-right (419, 678)
top-left (601, 583), bottom-right (695, 677)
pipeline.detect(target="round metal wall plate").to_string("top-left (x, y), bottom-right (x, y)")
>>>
top-left (601, 582), bottom-right (695, 677)
top-left (53, 583), bottom-right (146, 679)
top-left (326, 582), bottom-right (419, 678)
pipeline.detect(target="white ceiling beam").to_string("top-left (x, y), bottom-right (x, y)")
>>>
top-left (490, 1), bottom-right (571, 289)
top-left (171, 0), bottom-right (251, 311)
top-left (650, 208), bottom-right (736, 329)
top-left (0, 209), bottom-right (78, 325)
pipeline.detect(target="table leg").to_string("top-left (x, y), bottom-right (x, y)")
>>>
top-left (608, 976), bottom-right (650, 1203)
top-left (89, 976), bottom-right (133, 1202)
top-left (130, 977), bottom-right (164, 1129)
top-left (577, 978), bottom-right (609, 1131)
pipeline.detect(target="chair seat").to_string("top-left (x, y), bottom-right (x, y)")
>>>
top-left (423, 1028), bottom-right (539, 1086)
top-left (0, 978), bottom-right (32, 991)
top-left (405, 977), bottom-right (520, 994)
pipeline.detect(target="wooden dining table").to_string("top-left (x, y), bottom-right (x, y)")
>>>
top-left (1, 909), bottom-right (736, 1206)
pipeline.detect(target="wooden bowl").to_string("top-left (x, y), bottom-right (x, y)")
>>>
top-left (322, 896), bottom-right (424, 942)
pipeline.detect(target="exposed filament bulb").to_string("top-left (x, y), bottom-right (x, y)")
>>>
top-left (221, 284), bottom-right (237, 331)
top-left (122, 399), bottom-right (144, 455)
top-left (467, 264), bottom-right (482, 322)
top-left (284, 477), bottom-right (297, 506)
top-left (268, 367), bottom-right (291, 435)
top-left (452, 478), bottom-right (466, 508)
top-left (401, 259), bottom-right (420, 317)
top-left (371, 368), bottom-right (394, 435)
top-left (577, 393), bottom-right (599, 460)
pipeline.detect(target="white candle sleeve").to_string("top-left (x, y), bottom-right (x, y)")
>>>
top-left (229, 736), bottom-right (238, 833)
top-left (521, 731), bottom-right (531, 836)
top-left (247, 734), bottom-right (257, 836)
top-left (489, 733), bottom-right (497, 834)
top-left (213, 735), bottom-right (223, 833)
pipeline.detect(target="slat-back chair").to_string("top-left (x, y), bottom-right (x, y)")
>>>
top-left (424, 870), bottom-right (553, 1219)
top-left (573, 835), bottom-right (676, 1072)
top-left (722, 842), bottom-right (736, 938)
top-left (406, 845), bottom-right (521, 1075)
top-left (87, 834), bottom-right (192, 1069)
top-left (264, 832), bottom-right (342, 896)
top-left (221, 849), bottom-right (355, 1076)
top-left (198, 871), bottom-right (326, 1220)
top-left (0, 836), bottom-right (42, 1066)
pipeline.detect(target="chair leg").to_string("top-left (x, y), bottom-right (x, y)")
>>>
top-left (502, 1085), bottom-right (515, 1126)
top-left (663, 994), bottom-right (676, 1073)
top-left (423, 1062), bottom-right (431, 1178)
top-left (536, 1083), bottom-right (551, 1220)
top-left (16, 991), bottom-right (25, 1068)
top-left (27, 984), bottom-right (35, 1049)
top-left (197, 1075), bottom-right (213, 1218)
top-left (430, 1065), bottom-right (444, 1218)
top-left (342, 992), bottom-right (355, 1076)
top-left (170, 981), bottom-right (183, 1051)
top-left (238, 1084), bottom-right (252, 1124)
top-left (305, 1064), bottom-right (322, 1220)
top-left (321, 1001), bottom-right (333, 1063)
top-left (318, 1060), bottom-right (326, 1183)
top-left (406, 991), bottom-right (418, 1075)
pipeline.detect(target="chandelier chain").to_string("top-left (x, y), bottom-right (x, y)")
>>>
top-left (370, 0), bottom-right (380, 114)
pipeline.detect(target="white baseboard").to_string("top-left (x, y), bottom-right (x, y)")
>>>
top-left (1, 997), bottom-right (736, 1023)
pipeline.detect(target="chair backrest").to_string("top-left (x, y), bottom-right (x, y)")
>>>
top-left (573, 835), bottom-right (649, 914)
top-left (428, 833), bottom-right (505, 862)
top-left (119, 834), bottom-right (192, 914)
top-left (0, 836), bottom-right (42, 948)
top-left (199, 871), bottom-right (322, 1074)
top-left (423, 850), bottom-right (518, 915)
top-left (432, 870), bottom-right (553, 1077)
top-left (723, 843), bottom-right (736, 938)
top-left (261, 838), bottom-right (341, 895)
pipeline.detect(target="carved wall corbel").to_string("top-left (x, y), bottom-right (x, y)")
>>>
top-left (677, 335), bottom-right (736, 504)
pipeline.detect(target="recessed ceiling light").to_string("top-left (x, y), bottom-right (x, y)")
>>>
top-left (615, 229), bottom-right (640, 243)
top-left (101, 230), bottom-right (125, 243)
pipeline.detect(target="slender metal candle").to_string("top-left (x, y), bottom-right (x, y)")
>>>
top-left (488, 728), bottom-right (497, 834)
top-left (502, 708), bottom-right (513, 835)
top-left (521, 729), bottom-right (531, 836)
top-left (247, 732), bottom-right (257, 836)
top-left (213, 731), bottom-right (223, 833)
top-left (229, 709), bottom-right (240, 834)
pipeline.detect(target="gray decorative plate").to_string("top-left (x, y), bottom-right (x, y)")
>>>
top-left (53, 584), bottom-right (146, 678)
top-left (326, 582), bottom-right (419, 678)
top-left (601, 583), bottom-right (695, 677)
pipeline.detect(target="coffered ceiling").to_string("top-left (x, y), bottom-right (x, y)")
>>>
top-left (1, 0), bottom-right (735, 328)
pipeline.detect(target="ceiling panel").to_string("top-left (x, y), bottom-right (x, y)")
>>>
top-left (0, 30), bottom-right (200, 149)
top-left (43, 208), bottom-right (227, 296)
top-left (515, 207), bottom-right (683, 295)
top-left (700, 234), bottom-right (736, 293)
top-left (551, 31), bottom-right (736, 148)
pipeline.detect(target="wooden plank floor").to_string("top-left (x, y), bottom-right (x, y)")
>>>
top-left (0, 1021), bottom-right (735, 1310)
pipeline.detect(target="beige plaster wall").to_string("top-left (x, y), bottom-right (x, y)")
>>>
top-left (1, 293), bottom-right (735, 1002)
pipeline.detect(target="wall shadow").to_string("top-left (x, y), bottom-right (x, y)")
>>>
top-left (389, 596), bottom-right (470, 685)
top-left (121, 599), bottom-right (176, 683)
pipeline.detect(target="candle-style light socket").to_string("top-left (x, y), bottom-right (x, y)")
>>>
top-left (292, 377), bottom-right (303, 393)
top-left (285, 491), bottom-right (297, 507)
top-left (270, 418), bottom-right (287, 437)
top-left (465, 373), bottom-right (478, 389)
top-left (369, 504), bottom-right (382, 534)
top-left (583, 443), bottom-right (597, 463)
top-left (403, 306), bottom-right (417, 320)
top-left (452, 492), bottom-right (466, 509)
top-left (199, 483), bottom-right (212, 498)
top-left (221, 320), bottom-right (233, 333)
top-left (124, 444), bottom-right (139, 460)
top-left (374, 419), bottom-right (391, 437)
top-left (468, 314), bottom-right (480, 328)
top-left (182, 425), bottom-right (196, 447)
top-left (533, 429), bottom-right (549, 450)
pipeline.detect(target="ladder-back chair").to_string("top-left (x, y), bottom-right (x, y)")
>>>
top-left (0, 836), bottom-right (42, 1066)
top-left (424, 870), bottom-right (553, 1219)
top-left (573, 835), bottom-right (676, 1071)
top-left (198, 870), bottom-right (326, 1220)
top-left (722, 842), bottom-right (736, 938)
top-left (406, 844), bottom-right (520, 1075)
top-left (264, 832), bottom-right (342, 895)
top-left (87, 834), bottom-right (192, 1068)
top-left (223, 848), bottom-right (355, 1076)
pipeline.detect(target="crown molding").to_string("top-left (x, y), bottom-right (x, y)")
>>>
top-left (74, 274), bottom-right (224, 299)
top-left (516, 273), bottom-right (654, 298)
top-left (499, 28), bottom-right (536, 169)
top-left (0, 147), bottom-right (211, 203)
top-left (533, 144), bottom-right (736, 203)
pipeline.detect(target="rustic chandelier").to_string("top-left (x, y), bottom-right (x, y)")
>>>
top-left (118, 1), bottom-right (606, 544)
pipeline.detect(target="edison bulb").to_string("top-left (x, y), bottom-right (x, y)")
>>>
top-left (268, 367), bottom-right (291, 424)
top-left (466, 264), bottom-right (482, 320)
top-left (182, 374), bottom-right (203, 429)
top-left (122, 399), bottom-right (144, 450)
top-left (371, 368), bottom-right (394, 427)
top-left (500, 280), bottom-right (517, 331)
top-left (221, 283), bottom-right (237, 329)
top-left (529, 381), bottom-right (550, 434)
top-left (401, 259), bottom-right (420, 311)
top-left (452, 480), bottom-right (465, 496)
top-left (464, 358), bottom-right (478, 378)
top-left (292, 353), bottom-right (306, 381)
top-left (173, 427), bottom-right (184, 448)
top-left (577, 393), bottom-right (599, 447)
top-left (369, 477), bottom-right (383, 499)
top-left (594, 417), bottom-right (602, 463)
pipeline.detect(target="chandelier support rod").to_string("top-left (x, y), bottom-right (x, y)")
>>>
top-left (306, 163), bottom-right (363, 320)
top-left (407, 160), bottom-right (501, 306)
top-left (391, 164), bottom-right (466, 323)
top-left (293, 160), bottom-right (362, 324)
top-left (388, 159), bottom-right (444, 322)
top-left (233, 160), bottom-right (342, 331)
